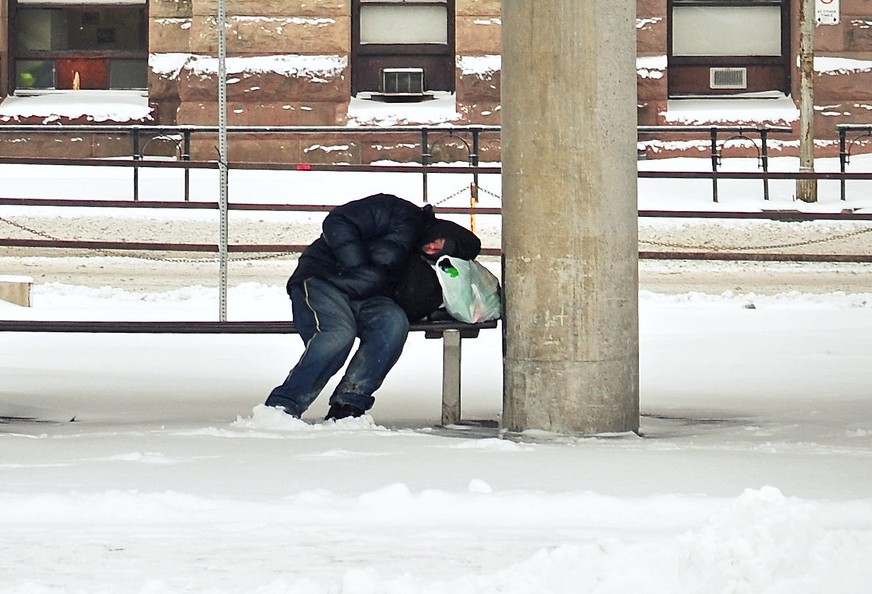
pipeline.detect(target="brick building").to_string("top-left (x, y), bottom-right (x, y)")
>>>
top-left (1, 0), bottom-right (871, 159)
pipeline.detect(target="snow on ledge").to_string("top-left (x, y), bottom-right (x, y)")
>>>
top-left (150, 53), bottom-right (348, 83)
top-left (0, 91), bottom-right (152, 123)
top-left (662, 93), bottom-right (800, 126)
top-left (347, 92), bottom-right (462, 127)
top-left (814, 56), bottom-right (872, 75)
top-left (186, 54), bottom-right (347, 82)
top-left (456, 55), bottom-right (501, 77)
top-left (638, 55), bottom-right (667, 80)
top-left (149, 53), bottom-right (194, 78)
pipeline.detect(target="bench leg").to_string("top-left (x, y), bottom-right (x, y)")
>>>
top-left (441, 329), bottom-right (462, 426)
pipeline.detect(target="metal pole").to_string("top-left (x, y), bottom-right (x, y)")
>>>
top-left (440, 329), bottom-right (462, 426)
top-left (471, 127), bottom-right (480, 191)
top-left (421, 128), bottom-right (430, 202)
top-left (839, 127), bottom-right (847, 201)
top-left (132, 126), bottom-right (141, 202)
top-left (217, 0), bottom-right (229, 320)
top-left (761, 128), bottom-right (770, 201)
top-left (470, 128), bottom-right (480, 232)
top-left (183, 130), bottom-right (191, 202)
top-left (797, 0), bottom-right (817, 202)
top-left (710, 128), bottom-right (719, 203)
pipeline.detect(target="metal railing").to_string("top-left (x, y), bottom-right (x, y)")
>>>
top-left (838, 124), bottom-right (872, 201)
top-left (2, 195), bottom-right (870, 263)
top-left (0, 124), bottom-right (501, 202)
top-left (638, 125), bottom-right (795, 202)
top-left (4, 123), bottom-right (871, 203)
top-left (3, 124), bottom-right (870, 321)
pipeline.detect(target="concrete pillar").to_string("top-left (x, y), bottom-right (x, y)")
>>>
top-left (501, 0), bottom-right (639, 434)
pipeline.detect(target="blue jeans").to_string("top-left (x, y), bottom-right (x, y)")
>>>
top-left (265, 277), bottom-right (411, 417)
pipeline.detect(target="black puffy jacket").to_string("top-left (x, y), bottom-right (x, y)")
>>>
top-left (287, 193), bottom-right (435, 300)
top-left (392, 217), bottom-right (482, 321)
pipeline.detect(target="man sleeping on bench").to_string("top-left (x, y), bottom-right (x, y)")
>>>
top-left (265, 193), bottom-right (481, 421)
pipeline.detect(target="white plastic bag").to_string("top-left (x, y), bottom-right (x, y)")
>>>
top-left (433, 256), bottom-right (501, 323)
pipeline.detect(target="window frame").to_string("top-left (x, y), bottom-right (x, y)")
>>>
top-left (666, 0), bottom-right (792, 96)
top-left (351, 0), bottom-right (455, 94)
top-left (9, 0), bottom-right (149, 93)
top-left (668, 0), bottom-right (790, 67)
top-left (353, 0), bottom-right (454, 57)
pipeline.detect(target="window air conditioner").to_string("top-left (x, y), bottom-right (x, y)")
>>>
top-left (710, 67), bottom-right (747, 90)
top-left (380, 68), bottom-right (425, 95)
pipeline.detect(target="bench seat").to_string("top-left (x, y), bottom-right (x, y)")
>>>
top-left (0, 318), bottom-right (499, 425)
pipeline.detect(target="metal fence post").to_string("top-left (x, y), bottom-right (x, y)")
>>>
top-left (183, 130), bottom-right (191, 202)
top-left (441, 329), bottom-right (461, 426)
top-left (421, 128), bottom-right (430, 203)
top-left (839, 127), bottom-right (847, 201)
top-left (761, 128), bottom-right (770, 201)
top-left (471, 127), bottom-right (480, 191)
top-left (709, 127), bottom-right (719, 203)
top-left (132, 126), bottom-right (141, 202)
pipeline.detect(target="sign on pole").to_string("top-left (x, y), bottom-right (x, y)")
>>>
top-left (816, 0), bottom-right (839, 25)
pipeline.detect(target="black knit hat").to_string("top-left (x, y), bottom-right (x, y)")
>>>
top-left (419, 219), bottom-right (456, 246)
top-left (419, 220), bottom-right (459, 258)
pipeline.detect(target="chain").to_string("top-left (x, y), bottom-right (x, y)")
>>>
top-left (0, 215), bottom-right (58, 241)
top-left (6, 209), bottom-right (869, 260)
top-left (432, 185), bottom-right (471, 206)
top-left (476, 185), bottom-right (503, 201)
top-left (640, 226), bottom-right (872, 252)
top-left (432, 184), bottom-right (503, 205)
top-left (108, 251), bottom-right (297, 264)
top-left (0, 215), bottom-right (297, 264)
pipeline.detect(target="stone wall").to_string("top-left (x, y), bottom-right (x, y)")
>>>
top-left (636, 0), bottom-right (667, 128)
top-left (0, 132), bottom-right (142, 158)
top-left (807, 0), bottom-right (872, 137)
top-left (149, 0), bottom-right (506, 128)
top-left (4, 0), bottom-right (872, 161)
top-left (455, 0), bottom-right (501, 124)
top-left (148, 0), bottom-right (350, 128)
top-left (635, 0), bottom-right (872, 154)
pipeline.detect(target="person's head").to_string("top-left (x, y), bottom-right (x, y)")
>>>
top-left (419, 236), bottom-right (457, 259)
top-left (419, 218), bottom-right (458, 259)
top-left (421, 237), bottom-right (446, 256)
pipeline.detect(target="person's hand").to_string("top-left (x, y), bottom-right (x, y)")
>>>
top-left (334, 265), bottom-right (389, 299)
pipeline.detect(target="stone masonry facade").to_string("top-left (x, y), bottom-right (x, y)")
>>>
top-left (2, 0), bottom-right (872, 160)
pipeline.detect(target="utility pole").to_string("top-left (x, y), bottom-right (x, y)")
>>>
top-left (501, 0), bottom-right (639, 435)
top-left (797, 0), bottom-right (817, 202)
top-left (217, 0), bottom-right (229, 320)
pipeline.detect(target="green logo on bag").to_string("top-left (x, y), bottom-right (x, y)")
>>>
top-left (439, 259), bottom-right (459, 278)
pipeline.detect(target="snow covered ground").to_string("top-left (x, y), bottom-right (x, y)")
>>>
top-left (2, 158), bottom-right (872, 593)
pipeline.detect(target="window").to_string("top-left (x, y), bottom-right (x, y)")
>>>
top-left (360, 4), bottom-right (448, 45)
top-left (672, 5), bottom-right (782, 56)
top-left (12, 1), bottom-right (148, 92)
top-left (352, 0), bottom-right (454, 95)
top-left (668, 0), bottom-right (790, 96)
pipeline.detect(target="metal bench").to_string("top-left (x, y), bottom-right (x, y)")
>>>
top-left (0, 318), bottom-right (498, 425)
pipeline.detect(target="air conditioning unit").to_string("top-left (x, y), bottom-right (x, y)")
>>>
top-left (710, 67), bottom-right (747, 90)
top-left (380, 68), bottom-right (425, 95)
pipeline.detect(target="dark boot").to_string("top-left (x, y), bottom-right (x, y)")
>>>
top-left (325, 403), bottom-right (366, 421)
